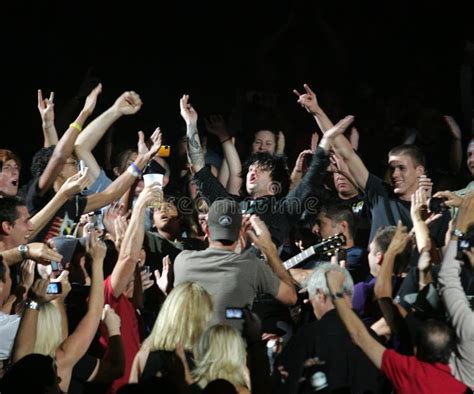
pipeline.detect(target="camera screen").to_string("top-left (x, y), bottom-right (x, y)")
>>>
top-left (225, 307), bottom-right (243, 319)
top-left (46, 283), bottom-right (61, 294)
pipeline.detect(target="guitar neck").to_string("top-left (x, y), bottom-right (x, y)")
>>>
top-left (283, 247), bottom-right (316, 270)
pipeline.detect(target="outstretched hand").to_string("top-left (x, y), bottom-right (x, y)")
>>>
top-left (247, 215), bottom-right (277, 255)
top-left (37, 90), bottom-right (55, 125)
top-left (180, 94), bottom-right (198, 125)
top-left (155, 255), bottom-right (172, 295)
top-left (386, 221), bottom-right (411, 256)
top-left (58, 170), bottom-right (91, 199)
top-left (82, 83), bottom-right (102, 116)
top-left (293, 84), bottom-right (320, 115)
top-left (137, 127), bottom-right (162, 162)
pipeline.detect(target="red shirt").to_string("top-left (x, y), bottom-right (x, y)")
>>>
top-left (100, 276), bottom-right (141, 393)
top-left (381, 349), bottom-right (466, 394)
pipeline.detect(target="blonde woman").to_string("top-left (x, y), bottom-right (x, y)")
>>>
top-left (129, 281), bottom-right (213, 383)
top-left (12, 231), bottom-right (106, 393)
top-left (193, 324), bottom-right (250, 393)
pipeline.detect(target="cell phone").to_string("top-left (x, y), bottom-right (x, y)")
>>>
top-left (47, 282), bottom-right (62, 294)
top-left (79, 160), bottom-right (87, 175)
top-left (225, 307), bottom-right (244, 319)
top-left (50, 261), bottom-right (60, 272)
top-left (158, 145), bottom-right (170, 157)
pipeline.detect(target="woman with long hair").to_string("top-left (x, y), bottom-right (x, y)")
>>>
top-left (129, 281), bottom-right (213, 383)
top-left (193, 324), bottom-right (250, 393)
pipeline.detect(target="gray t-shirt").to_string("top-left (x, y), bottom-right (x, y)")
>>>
top-left (174, 248), bottom-right (280, 329)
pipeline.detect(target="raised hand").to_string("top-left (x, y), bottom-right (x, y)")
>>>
top-left (28, 278), bottom-right (59, 304)
top-left (205, 114), bottom-right (228, 141)
top-left (247, 215), bottom-right (277, 255)
top-left (293, 149), bottom-right (313, 172)
top-left (386, 221), bottom-right (411, 256)
top-left (101, 304), bottom-right (121, 335)
top-left (443, 115), bottom-right (462, 140)
top-left (113, 215), bottom-right (129, 253)
top-left (418, 174), bottom-right (433, 199)
top-left (27, 242), bottom-right (63, 263)
top-left (136, 183), bottom-right (163, 208)
top-left (293, 84), bottom-right (320, 115)
top-left (432, 190), bottom-right (463, 208)
top-left (37, 90), bottom-right (55, 126)
top-left (83, 83), bottom-right (103, 116)
top-left (86, 230), bottom-right (107, 262)
top-left (319, 116), bottom-right (355, 151)
top-left (58, 170), bottom-right (91, 199)
top-left (411, 188), bottom-right (428, 222)
top-left (51, 270), bottom-right (72, 300)
top-left (137, 127), bottom-right (162, 162)
top-left (276, 131), bottom-right (286, 155)
top-left (349, 127), bottom-right (359, 151)
top-left (140, 269), bottom-right (154, 291)
top-left (112, 90), bottom-right (143, 116)
top-left (154, 255), bottom-right (172, 295)
top-left (179, 94), bottom-right (198, 125)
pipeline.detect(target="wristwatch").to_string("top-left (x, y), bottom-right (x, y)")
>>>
top-left (18, 244), bottom-right (29, 259)
top-left (25, 299), bottom-right (40, 311)
top-left (329, 290), bottom-right (345, 302)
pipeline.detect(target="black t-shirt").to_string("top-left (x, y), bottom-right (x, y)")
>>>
top-left (274, 309), bottom-right (384, 393)
top-left (365, 174), bottom-right (450, 247)
top-left (25, 178), bottom-right (87, 242)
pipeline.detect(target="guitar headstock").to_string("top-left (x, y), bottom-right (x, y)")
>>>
top-left (319, 233), bottom-right (347, 256)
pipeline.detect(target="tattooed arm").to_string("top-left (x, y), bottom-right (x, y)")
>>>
top-left (179, 94), bottom-right (205, 173)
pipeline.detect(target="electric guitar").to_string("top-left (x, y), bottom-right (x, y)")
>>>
top-left (283, 233), bottom-right (346, 270)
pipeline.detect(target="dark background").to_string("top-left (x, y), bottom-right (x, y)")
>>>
top-left (2, 0), bottom-right (473, 185)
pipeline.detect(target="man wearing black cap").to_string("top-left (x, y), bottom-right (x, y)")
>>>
top-left (173, 199), bottom-right (297, 329)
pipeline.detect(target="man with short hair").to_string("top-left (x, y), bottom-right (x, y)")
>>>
top-left (273, 263), bottom-right (381, 393)
top-left (326, 268), bottom-right (467, 393)
top-left (173, 199), bottom-right (297, 328)
top-left (294, 84), bottom-right (450, 246)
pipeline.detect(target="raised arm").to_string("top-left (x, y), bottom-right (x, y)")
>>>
top-left (37, 90), bottom-right (58, 147)
top-left (111, 183), bottom-right (162, 298)
top-left (294, 84), bottom-right (369, 191)
top-left (180, 94), bottom-right (205, 174)
top-left (205, 115), bottom-right (242, 194)
top-left (247, 215), bottom-right (297, 305)
top-left (37, 84), bottom-right (102, 195)
top-left (438, 193), bottom-right (474, 340)
top-left (12, 279), bottom-right (56, 363)
top-left (74, 90), bottom-right (143, 183)
top-left (87, 305), bottom-right (125, 383)
top-left (326, 270), bottom-right (385, 369)
top-left (29, 171), bottom-right (90, 239)
top-left (84, 128), bottom-right (161, 213)
top-left (374, 222), bottom-right (410, 334)
top-left (56, 231), bottom-right (105, 366)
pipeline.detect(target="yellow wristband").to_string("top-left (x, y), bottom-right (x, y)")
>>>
top-left (69, 122), bottom-right (83, 133)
